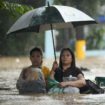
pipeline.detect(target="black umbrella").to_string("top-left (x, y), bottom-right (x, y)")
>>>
top-left (7, 3), bottom-right (96, 60)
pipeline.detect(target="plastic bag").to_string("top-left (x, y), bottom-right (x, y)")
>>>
top-left (47, 77), bottom-right (79, 94)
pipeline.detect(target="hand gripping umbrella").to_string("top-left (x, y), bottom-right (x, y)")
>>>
top-left (7, 3), bottom-right (96, 60)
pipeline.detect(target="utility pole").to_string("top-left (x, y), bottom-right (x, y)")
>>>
top-left (75, 26), bottom-right (86, 60)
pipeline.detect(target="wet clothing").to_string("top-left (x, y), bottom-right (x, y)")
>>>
top-left (17, 80), bottom-right (46, 94)
top-left (19, 66), bottom-right (50, 81)
top-left (16, 66), bottom-right (50, 94)
top-left (54, 67), bottom-right (84, 82)
top-left (48, 67), bottom-right (84, 94)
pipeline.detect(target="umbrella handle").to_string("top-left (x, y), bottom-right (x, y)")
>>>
top-left (50, 24), bottom-right (57, 61)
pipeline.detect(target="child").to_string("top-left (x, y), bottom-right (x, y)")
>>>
top-left (16, 47), bottom-right (50, 94)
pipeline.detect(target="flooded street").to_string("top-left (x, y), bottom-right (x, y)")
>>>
top-left (0, 57), bottom-right (105, 105)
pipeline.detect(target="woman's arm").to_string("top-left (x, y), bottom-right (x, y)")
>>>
top-left (59, 74), bottom-right (86, 88)
top-left (49, 61), bottom-right (58, 80)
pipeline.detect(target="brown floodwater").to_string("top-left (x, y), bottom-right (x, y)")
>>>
top-left (0, 69), bottom-right (105, 105)
top-left (0, 57), bottom-right (105, 105)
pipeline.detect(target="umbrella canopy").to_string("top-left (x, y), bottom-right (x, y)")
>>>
top-left (7, 5), bottom-right (96, 60)
top-left (7, 5), bottom-right (96, 34)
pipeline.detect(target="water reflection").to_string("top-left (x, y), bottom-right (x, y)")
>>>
top-left (0, 69), bottom-right (105, 105)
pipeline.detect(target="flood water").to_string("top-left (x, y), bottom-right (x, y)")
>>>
top-left (0, 57), bottom-right (105, 105)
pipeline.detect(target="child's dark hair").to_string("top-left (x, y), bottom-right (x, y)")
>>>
top-left (30, 47), bottom-right (43, 56)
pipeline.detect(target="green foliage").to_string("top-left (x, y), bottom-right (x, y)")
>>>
top-left (1, 1), bottom-right (33, 17)
top-left (4, 0), bottom-right (45, 8)
top-left (100, 0), bottom-right (105, 5)
top-left (5, 33), bottom-right (45, 56)
top-left (1, 0), bottom-right (105, 56)
top-left (86, 28), bottom-right (105, 49)
top-left (0, 1), bottom-right (46, 56)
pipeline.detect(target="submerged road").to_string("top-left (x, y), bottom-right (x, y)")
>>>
top-left (0, 57), bottom-right (105, 105)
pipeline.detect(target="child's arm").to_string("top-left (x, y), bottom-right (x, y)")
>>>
top-left (18, 68), bottom-right (26, 80)
top-left (16, 68), bottom-right (26, 89)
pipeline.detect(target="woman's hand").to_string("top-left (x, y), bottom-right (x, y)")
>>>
top-left (52, 60), bottom-right (58, 71)
top-left (50, 61), bottom-right (58, 80)
top-left (59, 82), bottom-right (68, 87)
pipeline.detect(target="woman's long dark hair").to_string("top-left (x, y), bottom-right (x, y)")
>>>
top-left (59, 48), bottom-right (76, 69)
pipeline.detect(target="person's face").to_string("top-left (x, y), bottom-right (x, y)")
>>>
top-left (30, 51), bottom-right (42, 67)
top-left (61, 50), bottom-right (72, 66)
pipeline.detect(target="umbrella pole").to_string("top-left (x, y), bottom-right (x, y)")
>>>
top-left (50, 24), bottom-right (56, 61)
top-left (47, 2), bottom-right (56, 61)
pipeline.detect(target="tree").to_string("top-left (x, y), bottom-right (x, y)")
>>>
top-left (4, 0), bottom-right (45, 8)
top-left (0, 1), bottom-right (32, 56)
top-left (0, 0), bottom-right (47, 56)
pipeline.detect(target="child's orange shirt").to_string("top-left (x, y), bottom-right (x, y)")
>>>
top-left (42, 66), bottom-right (50, 79)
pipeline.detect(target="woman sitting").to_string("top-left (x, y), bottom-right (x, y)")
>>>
top-left (48, 48), bottom-right (86, 94)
